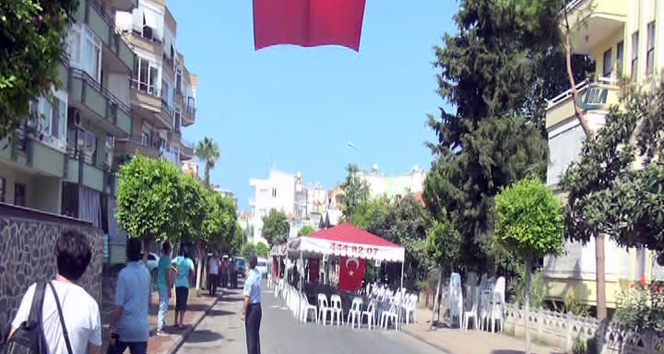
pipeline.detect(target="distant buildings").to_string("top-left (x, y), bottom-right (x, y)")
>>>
top-left (359, 164), bottom-right (425, 200)
top-left (182, 159), bottom-right (199, 179)
top-left (213, 185), bottom-right (238, 207)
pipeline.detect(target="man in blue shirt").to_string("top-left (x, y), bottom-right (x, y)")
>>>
top-left (174, 252), bottom-right (195, 328)
top-left (242, 255), bottom-right (262, 354)
top-left (109, 238), bottom-right (150, 354)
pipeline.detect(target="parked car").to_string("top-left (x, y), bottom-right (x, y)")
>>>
top-left (235, 257), bottom-right (246, 278)
top-left (256, 257), bottom-right (268, 278)
top-left (140, 253), bottom-right (160, 270)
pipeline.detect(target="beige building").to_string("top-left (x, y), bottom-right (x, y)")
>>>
top-left (544, 0), bottom-right (664, 307)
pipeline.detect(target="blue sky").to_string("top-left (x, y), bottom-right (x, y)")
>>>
top-left (167, 0), bottom-right (458, 210)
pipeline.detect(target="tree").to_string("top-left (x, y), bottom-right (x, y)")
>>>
top-left (261, 209), bottom-right (289, 247)
top-left (297, 225), bottom-right (316, 236)
top-left (426, 219), bottom-right (462, 326)
top-left (0, 0), bottom-right (78, 140)
top-left (423, 0), bottom-right (565, 274)
top-left (230, 222), bottom-right (246, 255)
top-left (179, 174), bottom-right (210, 291)
top-left (496, 178), bottom-right (564, 354)
top-left (256, 242), bottom-right (269, 257)
top-left (195, 137), bottom-right (220, 187)
top-left (117, 156), bottom-right (185, 259)
top-left (340, 163), bottom-right (370, 218)
top-left (241, 243), bottom-right (256, 256)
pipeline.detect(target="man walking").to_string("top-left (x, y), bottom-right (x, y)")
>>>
top-left (208, 252), bottom-right (219, 296)
top-left (242, 255), bottom-right (262, 354)
top-left (109, 238), bottom-right (150, 354)
top-left (156, 241), bottom-right (173, 336)
top-left (230, 257), bottom-right (238, 289)
top-left (10, 230), bottom-right (101, 354)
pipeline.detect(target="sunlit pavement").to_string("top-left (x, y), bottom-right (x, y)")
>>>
top-left (177, 281), bottom-right (445, 354)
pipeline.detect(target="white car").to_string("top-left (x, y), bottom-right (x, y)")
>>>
top-left (140, 253), bottom-right (160, 271)
top-left (256, 257), bottom-right (268, 278)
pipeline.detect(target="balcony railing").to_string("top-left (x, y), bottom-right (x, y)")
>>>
top-left (546, 77), bottom-right (618, 108)
top-left (130, 77), bottom-right (160, 97)
top-left (88, 0), bottom-right (135, 52)
top-left (72, 69), bottom-right (131, 114)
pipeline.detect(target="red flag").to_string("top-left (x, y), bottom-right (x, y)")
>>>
top-left (339, 256), bottom-right (365, 291)
top-left (253, 0), bottom-right (366, 51)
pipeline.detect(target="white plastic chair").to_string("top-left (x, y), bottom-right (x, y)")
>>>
top-left (362, 299), bottom-right (377, 330)
top-left (330, 295), bottom-right (344, 326)
top-left (381, 302), bottom-right (399, 330)
top-left (462, 285), bottom-right (479, 330)
top-left (347, 297), bottom-right (363, 328)
top-left (448, 273), bottom-right (463, 327)
top-left (489, 277), bottom-right (505, 332)
top-left (402, 294), bottom-right (417, 325)
top-left (317, 294), bottom-right (331, 325)
top-left (300, 292), bottom-right (317, 323)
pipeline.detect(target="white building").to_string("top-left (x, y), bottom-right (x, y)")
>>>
top-left (360, 164), bottom-right (426, 199)
top-left (249, 169), bottom-right (297, 244)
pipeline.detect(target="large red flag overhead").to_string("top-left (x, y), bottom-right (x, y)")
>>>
top-left (253, 0), bottom-right (366, 51)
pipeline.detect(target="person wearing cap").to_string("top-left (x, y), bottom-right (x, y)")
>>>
top-left (242, 255), bottom-right (262, 354)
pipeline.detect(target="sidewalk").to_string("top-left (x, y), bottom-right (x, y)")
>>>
top-left (401, 307), bottom-right (567, 354)
top-left (102, 287), bottom-right (230, 354)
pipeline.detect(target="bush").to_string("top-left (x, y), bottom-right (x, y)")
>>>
top-left (614, 278), bottom-right (664, 334)
top-left (573, 335), bottom-right (586, 354)
top-left (564, 291), bottom-right (590, 316)
top-left (508, 266), bottom-right (546, 308)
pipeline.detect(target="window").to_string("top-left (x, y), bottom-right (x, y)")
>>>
top-left (77, 129), bottom-right (97, 164)
top-left (632, 31), bottom-right (639, 82)
top-left (161, 80), bottom-right (170, 104)
top-left (647, 22), bottom-right (656, 76)
top-left (272, 188), bottom-right (277, 198)
top-left (134, 56), bottom-right (160, 95)
top-left (28, 94), bottom-right (67, 151)
top-left (176, 69), bottom-right (183, 94)
top-left (174, 109), bottom-right (181, 132)
top-left (0, 177), bottom-right (5, 203)
top-left (14, 183), bottom-right (26, 207)
top-left (105, 134), bottom-right (115, 167)
top-left (616, 41), bottom-right (624, 77)
top-left (68, 24), bottom-right (102, 82)
top-left (603, 48), bottom-right (612, 78)
top-left (141, 131), bottom-right (150, 146)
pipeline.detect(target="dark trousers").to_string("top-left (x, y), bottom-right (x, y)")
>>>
top-left (209, 273), bottom-right (218, 295)
top-left (107, 340), bottom-right (147, 354)
top-left (231, 271), bottom-right (237, 289)
top-left (221, 272), bottom-right (227, 288)
top-left (245, 303), bottom-right (262, 354)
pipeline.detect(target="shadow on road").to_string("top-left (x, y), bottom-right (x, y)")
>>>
top-left (492, 351), bottom-right (566, 354)
top-left (185, 329), bottom-right (224, 343)
top-left (208, 309), bottom-right (236, 317)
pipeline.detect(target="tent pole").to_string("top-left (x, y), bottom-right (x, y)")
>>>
top-left (300, 250), bottom-right (303, 291)
top-left (400, 260), bottom-right (405, 290)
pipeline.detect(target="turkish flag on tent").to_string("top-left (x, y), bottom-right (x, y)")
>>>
top-left (253, 0), bottom-right (366, 51)
top-left (339, 256), bottom-right (365, 291)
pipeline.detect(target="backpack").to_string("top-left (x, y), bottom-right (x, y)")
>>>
top-left (0, 282), bottom-right (47, 354)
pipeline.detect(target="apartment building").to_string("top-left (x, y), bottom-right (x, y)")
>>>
top-left (543, 0), bottom-right (663, 308)
top-left (113, 0), bottom-right (196, 167)
top-left (359, 164), bottom-right (425, 199)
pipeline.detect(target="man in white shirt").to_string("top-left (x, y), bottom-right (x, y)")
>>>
top-left (108, 238), bottom-right (150, 354)
top-left (10, 230), bottom-right (102, 354)
top-left (208, 252), bottom-right (220, 296)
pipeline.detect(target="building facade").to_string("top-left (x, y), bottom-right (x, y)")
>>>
top-left (543, 0), bottom-right (664, 307)
top-left (0, 0), bottom-right (199, 265)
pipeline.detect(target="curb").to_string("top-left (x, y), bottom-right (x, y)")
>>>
top-left (400, 326), bottom-right (454, 354)
top-left (163, 290), bottom-right (225, 354)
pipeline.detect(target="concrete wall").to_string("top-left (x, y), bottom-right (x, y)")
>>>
top-left (0, 203), bottom-right (103, 335)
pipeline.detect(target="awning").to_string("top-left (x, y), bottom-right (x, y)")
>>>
top-left (270, 241), bottom-right (288, 256)
top-left (288, 223), bottom-right (405, 262)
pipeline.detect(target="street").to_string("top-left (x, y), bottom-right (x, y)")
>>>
top-left (177, 282), bottom-right (444, 354)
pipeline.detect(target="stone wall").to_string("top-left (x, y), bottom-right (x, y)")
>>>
top-left (0, 203), bottom-right (103, 335)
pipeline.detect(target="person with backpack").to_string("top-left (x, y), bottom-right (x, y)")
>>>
top-left (108, 238), bottom-right (149, 354)
top-left (7, 229), bottom-right (101, 354)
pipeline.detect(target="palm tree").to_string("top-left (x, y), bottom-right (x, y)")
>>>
top-left (195, 137), bottom-right (220, 187)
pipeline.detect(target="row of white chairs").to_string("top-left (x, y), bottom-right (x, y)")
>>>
top-left (366, 284), bottom-right (418, 329)
top-left (442, 273), bottom-right (505, 332)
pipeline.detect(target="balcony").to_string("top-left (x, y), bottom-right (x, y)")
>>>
top-left (65, 149), bottom-right (116, 194)
top-left (180, 140), bottom-right (195, 160)
top-left (108, 0), bottom-right (136, 12)
top-left (0, 125), bottom-right (66, 178)
top-left (115, 135), bottom-right (162, 159)
top-left (565, 0), bottom-right (628, 54)
top-left (69, 69), bottom-right (132, 137)
top-left (182, 97), bottom-right (196, 126)
top-left (74, 0), bottom-right (135, 71)
top-left (130, 79), bottom-right (172, 130)
top-left (545, 78), bottom-right (621, 130)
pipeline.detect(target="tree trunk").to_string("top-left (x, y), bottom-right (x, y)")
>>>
top-left (564, 6), bottom-right (593, 138)
top-left (525, 258), bottom-right (532, 354)
top-left (195, 243), bottom-right (204, 292)
top-left (430, 266), bottom-right (443, 327)
top-left (205, 162), bottom-right (210, 187)
top-left (596, 233), bottom-right (607, 323)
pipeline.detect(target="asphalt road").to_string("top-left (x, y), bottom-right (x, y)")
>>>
top-left (177, 281), bottom-right (444, 354)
